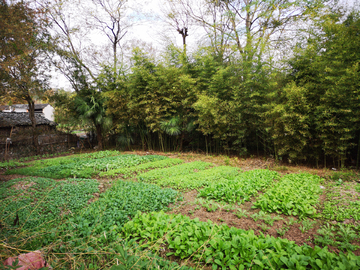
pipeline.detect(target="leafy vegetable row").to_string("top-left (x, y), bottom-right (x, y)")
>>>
top-left (122, 211), bottom-right (360, 270)
top-left (199, 169), bottom-right (279, 203)
top-left (154, 166), bottom-right (241, 190)
top-left (253, 173), bottom-right (323, 218)
top-left (100, 158), bottom-right (184, 178)
top-left (138, 161), bottom-right (213, 184)
top-left (8, 154), bottom-right (166, 179)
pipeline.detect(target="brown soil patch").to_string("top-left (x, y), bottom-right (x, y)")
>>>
top-left (12, 180), bottom-right (36, 190)
top-left (0, 174), bottom-right (28, 182)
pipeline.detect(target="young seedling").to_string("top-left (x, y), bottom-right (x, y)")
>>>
top-left (263, 214), bottom-right (284, 226)
top-left (205, 202), bottom-right (219, 212)
top-left (223, 204), bottom-right (236, 212)
top-left (251, 211), bottom-right (266, 222)
top-left (299, 219), bottom-right (317, 233)
top-left (285, 217), bottom-right (297, 226)
top-left (259, 223), bottom-right (270, 232)
top-left (236, 209), bottom-right (249, 219)
top-left (276, 227), bottom-right (288, 236)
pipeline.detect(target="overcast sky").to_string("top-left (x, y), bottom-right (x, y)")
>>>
top-left (49, 0), bottom-right (359, 90)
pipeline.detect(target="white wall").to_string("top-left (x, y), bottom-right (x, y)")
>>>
top-left (43, 105), bottom-right (55, 121)
top-left (3, 106), bottom-right (27, 113)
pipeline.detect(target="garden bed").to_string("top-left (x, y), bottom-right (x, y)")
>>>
top-left (1, 151), bottom-right (360, 269)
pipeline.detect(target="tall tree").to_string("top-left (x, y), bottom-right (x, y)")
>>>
top-left (0, 0), bottom-right (51, 153)
top-left (44, 0), bottom-right (134, 149)
top-left (87, 0), bottom-right (132, 69)
top-left (162, 0), bottom-right (191, 54)
top-left (179, 0), bottom-right (324, 66)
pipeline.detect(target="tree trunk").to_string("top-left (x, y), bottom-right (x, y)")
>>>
top-left (179, 133), bottom-right (184, 152)
top-left (356, 134), bottom-right (360, 169)
top-left (95, 124), bottom-right (103, 150)
top-left (113, 39), bottom-right (117, 71)
top-left (27, 99), bottom-right (40, 155)
top-left (177, 27), bottom-right (188, 55)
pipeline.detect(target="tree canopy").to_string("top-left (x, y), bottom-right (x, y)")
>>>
top-left (2, 0), bottom-right (360, 168)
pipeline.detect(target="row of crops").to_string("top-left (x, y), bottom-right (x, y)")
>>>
top-left (123, 211), bottom-right (359, 270)
top-left (7, 150), bottom-right (167, 178)
top-left (1, 151), bottom-right (360, 269)
top-left (6, 152), bottom-right (325, 218)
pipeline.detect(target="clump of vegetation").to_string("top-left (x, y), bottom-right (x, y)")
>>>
top-left (327, 171), bottom-right (359, 182)
top-left (253, 173), bottom-right (323, 218)
top-left (159, 166), bottom-right (240, 190)
top-left (0, 160), bottom-right (26, 170)
top-left (315, 223), bottom-right (360, 252)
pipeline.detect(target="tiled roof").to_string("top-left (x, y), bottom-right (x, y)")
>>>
top-left (0, 112), bottom-right (56, 128)
top-left (0, 103), bottom-right (51, 111)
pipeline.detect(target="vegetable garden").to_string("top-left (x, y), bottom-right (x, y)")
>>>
top-left (1, 151), bottom-right (360, 269)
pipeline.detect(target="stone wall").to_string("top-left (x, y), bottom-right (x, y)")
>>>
top-left (0, 126), bottom-right (78, 160)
